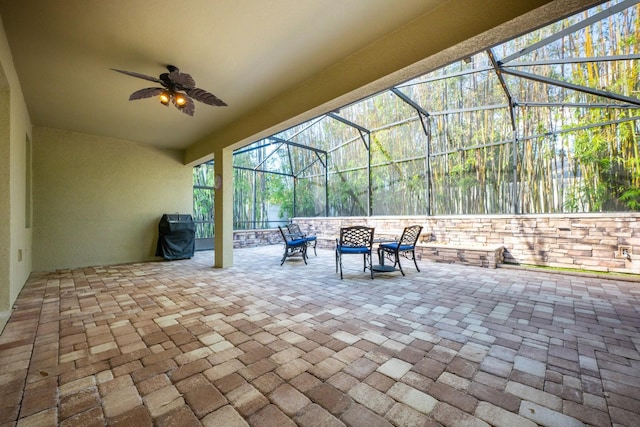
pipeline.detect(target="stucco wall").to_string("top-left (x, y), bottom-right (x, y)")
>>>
top-left (8, 99), bottom-right (32, 306)
top-left (295, 214), bottom-right (640, 275)
top-left (0, 87), bottom-right (9, 319)
top-left (33, 127), bottom-right (192, 271)
top-left (0, 16), bottom-right (33, 329)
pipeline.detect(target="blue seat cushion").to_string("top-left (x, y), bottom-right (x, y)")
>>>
top-left (305, 236), bottom-right (317, 241)
top-left (288, 238), bottom-right (307, 247)
top-left (338, 246), bottom-right (370, 254)
top-left (380, 242), bottom-right (414, 251)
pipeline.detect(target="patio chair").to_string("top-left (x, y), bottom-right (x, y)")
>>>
top-left (336, 226), bottom-right (375, 279)
top-left (378, 225), bottom-right (423, 276)
top-left (287, 223), bottom-right (317, 256)
top-left (278, 225), bottom-right (308, 265)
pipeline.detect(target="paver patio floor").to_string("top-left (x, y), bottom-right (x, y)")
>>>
top-left (1, 245), bottom-right (639, 427)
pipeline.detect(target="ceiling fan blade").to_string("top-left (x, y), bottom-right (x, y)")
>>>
top-left (128, 87), bottom-right (164, 101)
top-left (174, 95), bottom-right (195, 116)
top-left (186, 88), bottom-right (227, 106)
top-left (168, 70), bottom-right (196, 89)
top-left (112, 68), bottom-right (162, 84)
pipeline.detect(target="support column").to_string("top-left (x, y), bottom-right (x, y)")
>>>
top-left (214, 147), bottom-right (234, 268)
top-left (0, 89), bottom-right (10, 319)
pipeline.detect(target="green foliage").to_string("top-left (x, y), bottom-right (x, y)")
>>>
top-left (620, 187), bottom-right (640, 210)
top-left (192, 164), bottom-right (215, 238)
top-left (268, 174), bottom-right (293, 218)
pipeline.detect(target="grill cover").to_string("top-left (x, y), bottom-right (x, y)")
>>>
top-left (155, 214), bottom-right (195, 260)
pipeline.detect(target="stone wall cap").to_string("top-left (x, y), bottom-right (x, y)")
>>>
top-left (421, 242), bottom-right (504, 250)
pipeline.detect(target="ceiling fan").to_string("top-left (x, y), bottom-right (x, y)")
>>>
top-left (112, 65), bottom-right (227, 116)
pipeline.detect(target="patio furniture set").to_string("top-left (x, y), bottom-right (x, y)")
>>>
top-left (279, 223), bottom-right (423, 279)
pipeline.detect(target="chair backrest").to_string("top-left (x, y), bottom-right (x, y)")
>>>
top-left (287, 223), bottom-right (304, 238)
top-left (399, 225), bottom-right (423, 247)
top-left (339, 226), bottom-right (374, 248)
top-left (278, 225), bottom-right (291, 242)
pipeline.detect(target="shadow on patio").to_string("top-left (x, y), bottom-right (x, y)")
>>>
top-left (1, 245), bottom-right (638, 426)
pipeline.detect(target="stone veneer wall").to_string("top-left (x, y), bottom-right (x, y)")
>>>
top-left (291, 213), bottom-right (640, 275)
top-left (233, 229), bottom-right (281, 248)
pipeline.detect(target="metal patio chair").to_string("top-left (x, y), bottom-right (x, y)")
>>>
top-left (286, 223), bottom-right (317, 256)
top-left (278, 225), bottom-right (308, 265)
top-left (335, 226), bottom-right (375, 279)
top-left (378, 225), bottom-right (423, 276)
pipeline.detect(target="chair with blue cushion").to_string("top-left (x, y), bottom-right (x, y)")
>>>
top-left (378, 225), bottom-right (423, 276)
top-left (278, 225), bottom-right (308, 265)
top-left (336, 226), bottom-right (375, 279)
top-left (287, 223), bottom-right (317, 256)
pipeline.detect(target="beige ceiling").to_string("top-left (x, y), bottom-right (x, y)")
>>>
top-left (0, 0), bottom-right (598, 164)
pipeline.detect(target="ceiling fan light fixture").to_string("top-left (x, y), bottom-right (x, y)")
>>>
top-left (159, 90), bottom-right (171, 105)
top-left (174, 93), bottom-right (187, 107)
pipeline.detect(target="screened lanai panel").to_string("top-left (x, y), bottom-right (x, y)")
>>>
top-left (282, 116), bottom-right (347, 152)
top-left (329, 132), bottom-right (369, 172)
top-left (505, 75), bottom-right (639, 109)
top-left (504, 59), bottom-right (640, 100)
top-left (321, 117), bottom-right (364, 151)
top-left (497, 0), bottom-right (638, 63)
top-left (430, 143), bottom-right (514, 215)
top-left (295, 174), bottom-right (326, 217)
top-left (293, 116), bottom-right (361, 152)
top-left (515, 104), bottom-right (640, 139)
top-left (336, 90), bottom-right (417, 130)
top-left (193, 162), bottom-right (214, 239)
top-left (275, 120), bottom-right (318, 144)
top-left (498, 0), bottom-right (640, 106)
top-left (516, 116), bottom-right (640, 213)
top-left (516, 135), bottom-right (575, 214)
top-left (369, 119), bottom-right (427, 215)
top-left (287, 145), bottom-right (323, 179)
top-left (294, 149), bottom-right (326, 218)
top-left (507, 74), bottom-right (640, 149)
top-left (234, 140), bottom-right (293, 175)
top-left (399, 55), bottom-right (507, 113)
top-left (233, 168), bottom-right (289, 229)
top-left (194, 162), bottom-right (214, 187)
top-left (372, 157), bottom-right (426, 215)
top-left (233, 167), bottom-right (254, 229)
top-left (261, 142), bottom-right (293, 175)
top-left (273, 117), bottom-right (328, 150)
top-left (371, 119), bottom-right (426, 163)
top-left (497, 1), bottom-right (639, 64)
top-left (429, 108), bottom-right (514, 154)
top-left (295, 150), bottom-right (325, 178)
top-left (324, 118), bottom-right (371, 216)
top-left (285, 118), bottom-right (325, 150)
top-left (328, 167), bottom-right (368, 216)
top-left (240, 168), bottom-right (283, 230)
top-left (233, 143), bottom-right (253, 169)
top-left (234, 140), bottom-right (265, 168)
top-left (266, 172), bottom-right (294, 222)
top-left (400, 52), bottom-right (491, 88)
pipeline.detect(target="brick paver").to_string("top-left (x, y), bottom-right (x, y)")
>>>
top-left (1, 245), bottom-right (639, 426)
